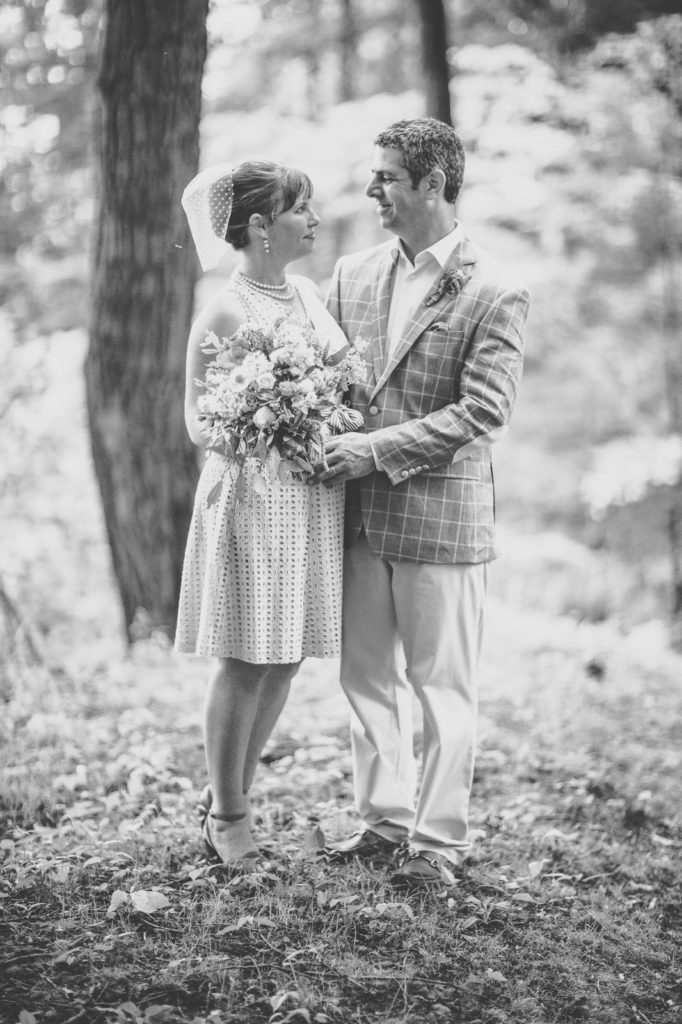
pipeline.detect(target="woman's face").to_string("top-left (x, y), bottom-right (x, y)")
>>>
top-left (267, 192), bottom-right (320, 263)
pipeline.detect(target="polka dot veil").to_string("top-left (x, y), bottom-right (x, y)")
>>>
top-left (181, 164), bottom-right (234, 271)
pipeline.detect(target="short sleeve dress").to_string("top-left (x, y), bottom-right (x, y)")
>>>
top-left (174, 274), bottom-right (347, 664)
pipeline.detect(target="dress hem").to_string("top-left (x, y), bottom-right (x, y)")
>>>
top-left (174, 643), bottom-right (341, 664)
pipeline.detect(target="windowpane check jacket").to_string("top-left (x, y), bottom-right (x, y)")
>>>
top-left (326, 236), bottom-right (530, 564)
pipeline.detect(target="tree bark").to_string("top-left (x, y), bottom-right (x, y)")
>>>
top-left (669, 488), bottom-right (682, 651)
top-left (663, 257), bottom-right (682, 648)
top-left (338, 0), bottom-right (358, 102)
top-left (305, 0), bottom-right (323, 120)
top-left (414, 0), bottom-right (452, 124)
top-left (86, 0), bottom-right (209, 642)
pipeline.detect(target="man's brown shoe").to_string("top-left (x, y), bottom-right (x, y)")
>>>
top-left (390, 851), bottom-right (460, 890)
top-left (322, 829), bottom-right (405, 865)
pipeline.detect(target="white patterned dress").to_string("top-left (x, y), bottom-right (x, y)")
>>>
top-left (175, 275), bottom-right (347, 663)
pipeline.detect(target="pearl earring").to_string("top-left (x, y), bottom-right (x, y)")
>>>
top-left (263, 235), bottom-right (270, 254)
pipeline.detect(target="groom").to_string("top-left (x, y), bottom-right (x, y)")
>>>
top-left (320, 118), bottom-right (529, 889)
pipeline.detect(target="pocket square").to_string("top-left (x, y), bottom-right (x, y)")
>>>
top-left (430, 321), bottom-right (449, 333)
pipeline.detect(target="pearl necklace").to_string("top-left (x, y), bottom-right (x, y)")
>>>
top-left (237, 270), bottom-right (294, 300)
top-left (232, 271), bottom-right (314, 329)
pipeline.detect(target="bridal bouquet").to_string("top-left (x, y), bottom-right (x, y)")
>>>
top-left (198, 316), bottom-right (367, 496)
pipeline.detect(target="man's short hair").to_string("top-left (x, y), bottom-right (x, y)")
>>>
top-left (374, 118), bottom-right (465, 203)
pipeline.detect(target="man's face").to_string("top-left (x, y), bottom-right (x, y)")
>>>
top-left (365, 146), bottom-right (425, 239)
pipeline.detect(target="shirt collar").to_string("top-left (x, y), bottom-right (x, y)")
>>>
top-left (392, 222), bottom-right (463, 269)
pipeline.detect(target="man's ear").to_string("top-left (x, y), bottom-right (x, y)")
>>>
top-left (425, 167), bottom-right (447, 198)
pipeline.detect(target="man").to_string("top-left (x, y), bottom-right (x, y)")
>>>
top-left (319, 118), bottom-right (529, 889)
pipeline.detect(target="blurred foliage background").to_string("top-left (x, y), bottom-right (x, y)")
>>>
top-left (1, 0), bottom-right (682, 678)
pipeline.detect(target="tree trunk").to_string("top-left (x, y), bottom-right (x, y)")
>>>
top-left (663, 256), bottom-right (682, 648)
top-left (338, 0), bottom-right (358, 102)
top-left (414, 0), bottom-right (452, 125)
top-left (668, 481), bottom-right (682, 650)
top-left (86, 0), bottom-right (209, 642)
top-left (305, 0), bottom-right (323, 120)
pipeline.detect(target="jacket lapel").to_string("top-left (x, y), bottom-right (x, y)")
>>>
top-left (370, 238), bottom-right (477, 401)
top-left (365, 245), bottom-right (398, 389)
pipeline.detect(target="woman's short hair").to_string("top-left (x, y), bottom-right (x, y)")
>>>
top-left (374, 118), bottom-right (465, 204)
top-left (223, 161), bottom-right (313, 250)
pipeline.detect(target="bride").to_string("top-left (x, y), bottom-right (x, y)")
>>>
top-left (175, 161), bottom-right (349, 867)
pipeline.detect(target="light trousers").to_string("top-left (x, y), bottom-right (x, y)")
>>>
top-left (340, 533), bottom-right (487, 863)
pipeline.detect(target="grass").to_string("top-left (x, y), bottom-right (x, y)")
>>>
top-left (1, 601), bottom-right (681, 1024)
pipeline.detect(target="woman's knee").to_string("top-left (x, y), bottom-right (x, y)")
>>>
top-left (264, 661), bottom-right (301, 687)
top-left (214, 658), bottom-right (268, 687)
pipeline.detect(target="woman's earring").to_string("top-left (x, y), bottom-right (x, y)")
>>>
top-left (263, 235), bottom-right (270, 254)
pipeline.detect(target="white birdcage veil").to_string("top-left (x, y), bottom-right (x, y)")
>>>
top-left (181, 164), bottom-right (234, 271)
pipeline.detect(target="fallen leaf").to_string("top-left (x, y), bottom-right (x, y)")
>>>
top-left (271, 989), bottom-right (304, 1012)
top-left (528, 859), bottom-right (548, 879)
top-left (374, 901), bottom-right (414, 920)
top-left (541, 828), bottom-right (579, 845)
top-left (328, 895), bottom-right (358, 908)
top-left (304, 826), bottom-right (326, 850)
top-left (130, 889), bottom-right (171, 914)
top-left (106, 889), bottom-right (130, 917)
top-left (52, 863), bottom-right (71, 884)
top-left (652, 833), bottom-right (676, 846)
top-left (218, 914), bottom-right (276, 933)
top-left (116, 1002), bottom-right (142, 1022)
top-left (144, 1006), bottom-right (176, 1022)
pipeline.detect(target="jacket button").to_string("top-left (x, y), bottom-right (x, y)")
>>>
top-left (401, 470), bottom-right (409, 478)
top-left (369, 405), bottom-right (379, 415)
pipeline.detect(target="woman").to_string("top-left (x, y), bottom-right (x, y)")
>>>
top-left (175, 162), bottom-right (348, 867)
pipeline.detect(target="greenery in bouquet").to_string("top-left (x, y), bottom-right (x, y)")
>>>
top-left (197, 315), bottom-right (367, 496)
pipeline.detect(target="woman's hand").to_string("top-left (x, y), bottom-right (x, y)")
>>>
top-left (225, 338), bottom-right (251, 364)
top-left (318, 432), bottom-right (375, 483)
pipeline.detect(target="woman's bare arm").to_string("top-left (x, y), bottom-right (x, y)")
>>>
top-left (184, 291), bottom-right (245, 446)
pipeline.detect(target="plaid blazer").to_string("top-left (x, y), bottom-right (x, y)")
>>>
top-left (327, 235), bottom-right (530, 564)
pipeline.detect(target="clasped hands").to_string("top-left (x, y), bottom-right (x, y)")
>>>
top-left (315, 432), bottom-right (375, 484)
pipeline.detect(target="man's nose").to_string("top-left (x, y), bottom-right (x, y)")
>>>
top-left (366, 176), bottom-right (381, 198)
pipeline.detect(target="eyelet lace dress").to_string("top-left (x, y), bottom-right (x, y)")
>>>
top-left (174, 275), bottom-right (346, 663)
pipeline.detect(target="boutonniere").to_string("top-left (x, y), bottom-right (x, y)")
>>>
top-left (424, 268), bottom-right (468, 307)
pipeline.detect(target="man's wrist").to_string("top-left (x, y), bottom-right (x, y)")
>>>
top-left (368, 433), bottom-right (384, 472)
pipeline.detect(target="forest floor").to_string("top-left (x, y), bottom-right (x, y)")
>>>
top-left (1, 598), bottom-right (681, 1024)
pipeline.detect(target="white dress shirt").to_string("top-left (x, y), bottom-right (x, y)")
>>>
top-left (386, 224), bottom-right (463, 358)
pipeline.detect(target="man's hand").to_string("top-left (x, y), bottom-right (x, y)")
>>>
top-left (318, 432), bottom-right (375, 484)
